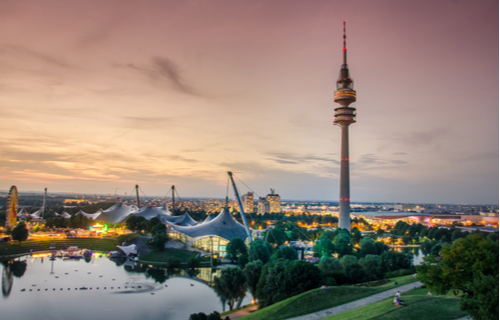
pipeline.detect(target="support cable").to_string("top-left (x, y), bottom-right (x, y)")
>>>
top-left (139, 187), bottom-right (150, 204)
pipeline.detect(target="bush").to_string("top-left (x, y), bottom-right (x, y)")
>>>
top-left (188, 312), bottom-right (227, 320)
top-left (187, 257), bottom-right (200, 269)
top-left (166, 258), bottom-right (181, 269)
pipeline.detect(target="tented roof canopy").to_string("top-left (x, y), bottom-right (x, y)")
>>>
top-left (129, 205), bottom-right (170, 220)
top-left (128, 205), bottom-right (197, 226)
top-left (167, 206), bottom-right (248, 241)
top-left (116, 244), bottom-right (137, 256)
top-left (76, 209), bottom-right (102, 220)
top-left (97, 203), bottom-right (137, 224)
top-left (161, 212), bottom-right (198, 226)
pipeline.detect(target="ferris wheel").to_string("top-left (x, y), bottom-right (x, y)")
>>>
top-left (6, 186), bottom-right (18, 229)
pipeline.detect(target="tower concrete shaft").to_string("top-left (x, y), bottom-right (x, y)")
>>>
top-left (338, 124), bottom-right (351, 230)
top-left (333, 21), bottom-right (356, 231)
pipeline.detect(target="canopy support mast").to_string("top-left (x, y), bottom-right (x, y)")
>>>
top-left (227, 172), bottom-right (253, 243)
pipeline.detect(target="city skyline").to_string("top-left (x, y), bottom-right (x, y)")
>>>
top-left (0, 1), bottom-right (497, 204)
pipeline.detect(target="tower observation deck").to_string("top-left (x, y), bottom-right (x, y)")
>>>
top-left (334, 21), bottom-right (356, 231)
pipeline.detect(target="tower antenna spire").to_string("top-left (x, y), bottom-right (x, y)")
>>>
top-left (343, 20), bottom-right (347, 65)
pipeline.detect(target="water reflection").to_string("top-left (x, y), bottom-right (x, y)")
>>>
top-left (390, 247), bottom-right (424, 266)
top-left (2, 265), bottom-right (13, 297)
top-left (10, 260), bottom-right (27, 278)
top-left (146, 268), bottom-right (168, 284)
top-left (0, 256), bottom-right (252, 319)
top-left (2, 260), bottom-right (28, 298)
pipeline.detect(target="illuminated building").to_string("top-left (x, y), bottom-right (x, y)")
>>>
top-left (166, 205), bottom-right (251, 257)
top-left (89, 223), bottom-right (108, 236)
top-left (258, 197), bottom-right (269, 215)
top-left (333, 21), bottom-right (356, 231)
top-left (266, 189), bottom-right (281, 213)
top-left (241, 192), bottom-right (254, 213)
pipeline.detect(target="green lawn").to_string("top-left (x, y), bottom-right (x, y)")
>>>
top-left (138, 249), bottom-right (198, 263)
top-left (0, 238), bottom-right (118, 256)
top-left (323, 287), bottom-right (467, 320)
top-left (239, 275), bottom-right (418, 320)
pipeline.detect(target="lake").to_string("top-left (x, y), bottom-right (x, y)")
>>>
top-left (1, 254), bottom-right (252, 320)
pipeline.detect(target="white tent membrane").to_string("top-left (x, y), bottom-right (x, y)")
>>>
top-left (76, 209), bottom-right (102, 220)
top-left (167, 206), bottom-right (248, 242)
top-left (97, 203), bottom-right (137, 224)
top-left (30, 209), bottom-right (42, 219)
top-left (116, 244), bottom-right (137, 256)
top-left (127, 205), bottom-right (197, 226)
top-left (201, 212), bottom-right (217, 224)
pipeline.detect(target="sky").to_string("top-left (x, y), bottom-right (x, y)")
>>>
top-left (0, 0), bottom-right (497, 204)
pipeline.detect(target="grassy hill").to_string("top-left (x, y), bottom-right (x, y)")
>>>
top-left (237, 275), bottom-right (418, 320)
top-left (323, 287), bottom-right (467, 320)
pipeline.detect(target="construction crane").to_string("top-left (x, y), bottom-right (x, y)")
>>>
top-left (228, 172), bottom-right (253, 243)
top-left (111, 188), bottom-right (125, 196)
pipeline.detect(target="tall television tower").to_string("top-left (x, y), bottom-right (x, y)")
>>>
top-left (333, 21), bottom-right (356, 231)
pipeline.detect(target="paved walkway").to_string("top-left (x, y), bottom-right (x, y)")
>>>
top-left (285, 281), bottom-right (423, 320)
top-left (227, 305), bottom-right (259, 320)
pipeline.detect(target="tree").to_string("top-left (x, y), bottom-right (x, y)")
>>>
top-left (359, 254), bottom-right (381, 280)
top-left (69, 213), bottom-right (92, 229)
top-left (151, 222), bottom-right (167, 234)
top-left (351, 227), bottom-right (362, 244)
top-left (339, 255), bottom-right (358, 269)
top-left (430, 243), bottom-right (442, 256)
top-left (402, 235), bottom-right (412, 245)
top-left (189, 313), bottom-right (208, 320)
top-left (417, 234), bottom-right (498, 320)
top-left (213, 267), bottom-right (247, 311)
top-left (275, 246), bottom-right (298, 260)
top-left (451, 229), bottom-right (464, 241)
top-left (374, 241), bottom-right (389, 255)
top-left (284, 260), bottom-right (322, 297)
top-left (346, 263), bottom-right (367, 284)
top-left (226, 238), bottom-right (248, 263)
top-left (360, 236), bottom-right (377, 256)
top-left (248, 239), bottom-right (271, 264)
top-left (125, 215), bottom-right (144, 233)
top-left (313, 234), bottom-right (335, 258)
top-left (420, 239), bottom-right (434, 255)
top-left (318, 257), bottom-right (343, 274)
top-left (487, 233), bottom-right (499, 242)
top-left (318, 257), bottom-right (343, 286)
top-left (189, 311), bottom-right (227, 320)
top-left (266, 228), bottom-right (288, 246)
top-left (460, 274), bottom-right (499, 320)
top-left (147, 232), bottom-right (168, 251)
top-left (333, 231), bottom-right (353, 257)
top-left (11, 222), bottom-right (29, 245)
top-left (256, 259), bottom-right (291, 307)
top-left (243, 260), bottom-right (263, 302)
top-left (379, 250), bottom-right (413, 274)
